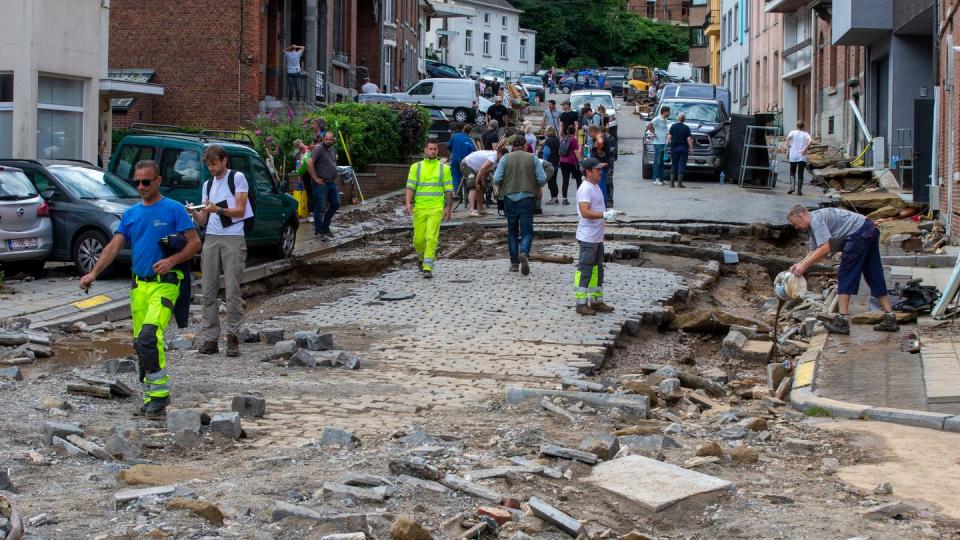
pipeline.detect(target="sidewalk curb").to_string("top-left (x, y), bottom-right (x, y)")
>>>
top-left (788, 328), bottom-right (960, 433)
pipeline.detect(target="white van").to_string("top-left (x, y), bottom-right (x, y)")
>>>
top-left (667, 62), bottom-right (693, 81)
top-left (392, 78), bottom-right (480, 123)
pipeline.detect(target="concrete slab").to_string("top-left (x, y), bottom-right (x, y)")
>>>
top-left (583, 455), bottom-right (734, 512)
top-left (864, 407), bottom-right (951, 430)
top-left (793, 361), bottom-right (816, 388)
top-left (920, 341), bottom-right (960, 404)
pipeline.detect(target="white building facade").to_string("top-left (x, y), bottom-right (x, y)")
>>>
top-left (426, 0), bottom-right (537, 81)
top-left (719, 0), bottom-right (751, 115)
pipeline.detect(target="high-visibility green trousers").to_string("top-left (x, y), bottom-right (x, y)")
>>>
top-left (413, 204), bottom-right (443, 271)
top-left (574, 241), bottom-right (604, 305)
top-left (130, 272), bottom-right (181, 403)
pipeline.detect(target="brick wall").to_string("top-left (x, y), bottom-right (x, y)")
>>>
top-left (109, 0), bottom-right (266, 130)
top-left (627, 0), bottom-right (689, 23)
top-left (112, 97), bottom-right (156, 130)
top-left (356, 163), bottom-right (413, 198)
top-left (938, 3), bottom-right (960, 237)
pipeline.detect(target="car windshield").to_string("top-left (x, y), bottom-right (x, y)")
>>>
top-left (50, 166), bottom-right (140, 200)
top-left (0, 170), bottom-right (38, 200)
top-left (662, 101), bottom-right (722, 123)
top-left (431, 63), bottom-right (460, 77)
top-left (481, 68), bottom-right (506, 78)
top-left (520, 76), bottom-right (541, 85)
top-left (570, 93), bottom-right (615, 112)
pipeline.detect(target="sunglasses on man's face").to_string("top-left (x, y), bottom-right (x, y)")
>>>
top-left (134, 178), bottom-right (156, 187)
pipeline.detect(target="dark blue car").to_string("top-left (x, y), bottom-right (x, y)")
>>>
top-left (559, 74), bottom-right (600, 94)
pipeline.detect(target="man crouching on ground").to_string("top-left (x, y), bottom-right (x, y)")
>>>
top-left (787, 205), bottom-right (899, 334)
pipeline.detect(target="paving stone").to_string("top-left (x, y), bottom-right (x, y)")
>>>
top-left (766, 362), bottom-right (787, 390)
top-left (271, 340), bottom-right (299, 360)
top-left (237, 327), bottom-right (260, 343)
top-left (861, 500), bottom-right (914, 520)
top-left (944, 416), bottom-right (960, 433)
top-left (783, 438), bottom-right (817, 453)
top-left (210, 412), bottom-right (242, 440)
top-left (166, 410), bottom-right (202, 434)
top-left (397, 474), bottom-right (449, 493)
top-left (318, 427), bottom-right (360, 447)
top-left (527, 496), bottom-right (586, 537)
top-left (167, 337), bottom-right (192, 351)
top-left (0, 366), bottom-right (22, 380)
top-left (441, 474), bottom-right (503, 502)
top-left (579, 433), bottom-right (620, 460)
top-left (259, 328), bottom-right (285, 345)
top-left (506, 387), bottom-right (648, 417)
top-left (717, 425), bottom-right (749, 440)
top-left (43, 421), bottom-right (83, 446)
top-left (657, 378), bottom-right (683, 399)
top-left (617, 435), bottom-right (680, 460)
top-left (281, 348), bottom-right (314, 367)
top-left (270, 502), bottom-right (368, 531)
top-left (114, 485), bottom-right (175, 510)
top-left (231, 395), bottom-right (266, 418)
top-left (388, 458), bottom-right (443, 481)
top-left (647, 366), bottom-right (680, 387)
top-left (342, 473), bottom-right (390, 487)
top-left (104, 427), bottom-right (142, 461)
top-left (539, 443), bottom-right (598, 464)
top-left (51, 436), bottom-right (84, 456)
top-left (379, 291), bottom-right (416, 301)
top-left (584, 455), bottom-right (735, 512)
top-left (103, 358), bottom-right (137, 374)
top-left (294, 331), bottom-right (335, 351)
top-left (321, 481), bottom-right (385, 502)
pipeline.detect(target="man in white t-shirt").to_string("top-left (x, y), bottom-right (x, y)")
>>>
top-left (188, 145), bottom-right (254, 357)
top-left (574, 157), bottom-right (617, 316)
top-left (786, 120), bottom-right (812, 196)
top-left (361, 77), bottom-right (380, 94)
top-left (284, 44), bottom-right (305, 101)
top-left (460, 148), bottom-right (505, 217)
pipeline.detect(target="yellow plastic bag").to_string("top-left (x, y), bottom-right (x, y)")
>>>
top-left (293, 180), bottom-right (309, 218)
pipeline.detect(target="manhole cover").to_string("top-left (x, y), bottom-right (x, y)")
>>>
top-left (378, 291), bottom-right (416, 301)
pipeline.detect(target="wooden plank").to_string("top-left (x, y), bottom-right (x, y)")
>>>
top-left (67, 384), bottom-right (112, 399)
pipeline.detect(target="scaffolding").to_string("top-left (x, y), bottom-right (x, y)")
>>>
top-left (894, 128), bottom-right (915, 193)
top-left (738, 125), bottom-right (783, 189)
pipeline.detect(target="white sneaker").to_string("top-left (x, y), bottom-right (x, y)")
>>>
top-left (308, 216), bottom-right (315, 223)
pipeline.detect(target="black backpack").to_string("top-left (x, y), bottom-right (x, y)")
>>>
top-left (559, 136), bottom-right (572, 156)
top-left (603, 135), bottom-right (618, 161)
top-left (204, 170), bottom-right (256, 234)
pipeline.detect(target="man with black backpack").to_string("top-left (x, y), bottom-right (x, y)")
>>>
top-left (191, 145), bottom-right (254, 357)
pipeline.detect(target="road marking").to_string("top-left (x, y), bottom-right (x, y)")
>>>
top-left (793, 361), bottom-right (816, 388)
top-left (72, 295), bottom-right (112, 310)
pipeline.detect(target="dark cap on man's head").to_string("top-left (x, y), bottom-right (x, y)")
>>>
top-left (580, 157), bottom-right (607, 170)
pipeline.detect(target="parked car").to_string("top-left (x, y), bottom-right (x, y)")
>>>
top-left (478, 67), bottom-right (508, 87)
top-left (642, 98), bottom-right (730, 180)
top-left (356, 93), bottom-right (399, 104)
top-left (602, 75), bottom-right (626, 97)
top-left (425, 59), bottom-right (464, 79)
top-left (558, 74), bottom-right (600, 94)
top-left (518, 75), bottom-right (545, 103)
top-left (108, 124), bottom-right (300, 259)
top-left (427, 108), bottom-right (452, 144)
top-left (0, 165), bottom-right (53, 274)
top-left (659, 83), bottom-right (731, 116)
top-left (392, 78), bottom-right (480, 123)
top-left (569, 90), bottom-right (618, 120)
top-left (0, 159), bottom-right (140, 275)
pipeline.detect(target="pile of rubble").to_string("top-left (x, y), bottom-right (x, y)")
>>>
top-left (0, 318), bottom-right (53, 379)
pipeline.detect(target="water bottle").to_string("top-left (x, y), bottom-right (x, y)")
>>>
top-left (719, 171), bottom-right (726, 185)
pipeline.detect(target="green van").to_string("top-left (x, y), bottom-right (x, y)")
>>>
top-left (108, 124), bottom-right (299, 259)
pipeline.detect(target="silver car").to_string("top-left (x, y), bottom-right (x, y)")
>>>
top-left (0, 166), bottom-right (54, 274)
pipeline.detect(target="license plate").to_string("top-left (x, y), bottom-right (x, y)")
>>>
top-left (7, 238), bottom-right (39, 250)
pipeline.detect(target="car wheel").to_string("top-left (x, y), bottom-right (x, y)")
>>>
top-left (275, 220), bottom-right (297, 259)
top-left (73, 229), bottom-right (111, 277)
top-left (642, 163), bottom-right (653, 180)
top-left (561, 86), bottom-right (571, 94)
top-left (453, 108), bottom-right (470, 124)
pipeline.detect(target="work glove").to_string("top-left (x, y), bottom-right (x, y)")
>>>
top-left (603, 210), bottom-right (617, 222)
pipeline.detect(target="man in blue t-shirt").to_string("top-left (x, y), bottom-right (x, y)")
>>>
top-left (79, 160), bottom-right (200, 416)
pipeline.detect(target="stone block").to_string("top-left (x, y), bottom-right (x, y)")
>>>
top-left (43, 421), bottom-right (83, 446)
top-left (210, 412), bottom-right (242, 440)
top-left (237, 327), bottom-right (260, 343)
top-left (767, 363), bottom-right (787, 390)
top-left (270, 503), bottom-right (369, 532)
top-left (944, 416), bottom-right (960, 433)
top-left (166, 410), bottom-right (202, 434)
top-left (231, 395), bottom-right (266, 418)
top-left (440, 474), bottom-right (503, 502)
top-left (51, 436), bottom-right (84, 456)
top-left (863, 407), bottom-right (950, 430)
top-left (717, 425), bottom-right (748, 440)
top-left (784, 438), bottom-right (816, 453)
top-left (318, 427), bottom-right (360, 447)
top-left (528, 496), bottom-right (586, 537)
top-left (167, 337), bottom-right (192, 351)
top-left (579, 433), bottom-right (620, 460)
top-left (321, 481), bottom-right (384, 502)
top-left (0, 367), bottom-right (22, 380)
top-left (259, 327), bottom-right (284, 345)
top-left (114, 485), bottom-right (176, 510)
top-left (647, 366), bottom-right (679, 386)
top-left (539, 443), bottom-right (598, 464)
top-left (721, 331), bottom-right (747, 360)
top-left (657, 378), bottom-right (683, 399)
top-left (294, 330), bottom-right (335, 351)
top-left (103, 358), bottom-right (137, 374)
top-left (105, 427), bottom-right (142, 461)
top-left (584, 455), bottom-right (734, 512)
top-left (388, 458), bottom-right (443, 481)
top-left (505, 386), bottom-right (648, 417)
top-left (287, 349), bottom-right (318, 368)
top-left (271, 340), bottom-right (299, 360)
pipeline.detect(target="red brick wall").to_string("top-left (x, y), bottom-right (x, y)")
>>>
top-left (112, 97), bottom-right (155, 129)
top-left (109, 0), bottom-right (266, 130)
top-left (626, 0), bottom-right (689, 23)
top-left (356, 163), bottom-right (413, 197)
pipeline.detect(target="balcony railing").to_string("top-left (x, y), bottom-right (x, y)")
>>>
top-left (782, 40), bottom-right (812, 76)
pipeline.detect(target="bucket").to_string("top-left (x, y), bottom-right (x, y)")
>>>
top-left (774, 271), bottom-right (807, 301)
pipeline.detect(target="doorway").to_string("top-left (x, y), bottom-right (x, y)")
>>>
top-left (913, 99), bottom-right (934, 203)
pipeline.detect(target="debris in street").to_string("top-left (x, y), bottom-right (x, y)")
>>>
top-left (318, 426), bottom-right (360, 447)
top-left (166, 497), bottom-right (225, 525)
top-left (209, 412), bottom-right (242, 440)
top-left (441, 474), bottom-right (503, 502)
top-left (539, 443), bottom-right (598, 464)
top-left (166, 410), bottom-right (203, 434)
top-left (231, 395), bottom-right (266, 417)
top-left (114, 485), bottom-right (176, 510)
top-left (0, 367), bottom-right (22, 380)
top-left (321, 481), bottom-right (386, 502)
top-left (65, 434), bottom-right (114, 460)
top-left (43, 421), bottom-right (83, 446)
top-left (389, 515), bottom-right (432, 540)
top-left (527, 496), bottom-right (586, 537)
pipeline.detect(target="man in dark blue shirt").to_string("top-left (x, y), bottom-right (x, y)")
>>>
top-left (666, 112), bottom-right (693, 188)
top-left (79, 160), bottom-right (200, 415)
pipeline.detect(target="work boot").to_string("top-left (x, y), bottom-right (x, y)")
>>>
top-left (198, 341), bottom-right (218, 355)
top-left (576, 304), bottom-right (596, 316)
top-left (824, 314), bottom-right (851, 335)
top-left (670, 176), bottom-right (676, 188)
top-left (422, 269), bottom-right (433, 279)
top-left (873, 312), bottom-right (900, 332)
top-left (226, 334), bottom-right (240, 357)
top-left (591, 301), bottom-right (615, 313)
top-left (677, 175), bottom-right (685, 188)
top-left (142, 396), bottom-right (169, 416)
top-left (509, 264), bottom-right (519, 272)
top-left (519, 253), bottom-right (530, 276)
top-left (787, 176), bottom-right (795, 194)
top-left (796, 177), bottom-right (804, 196)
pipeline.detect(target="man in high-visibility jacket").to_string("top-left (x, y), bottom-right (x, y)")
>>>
top-left (79, 160), bottom-right (201, 415)
top-left (405, 140), bottom-right (453, 278)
